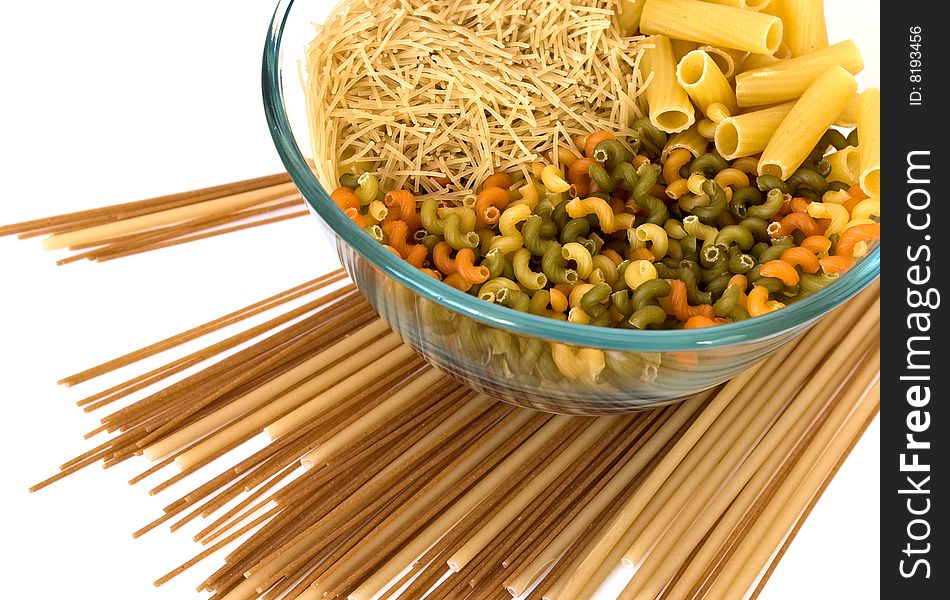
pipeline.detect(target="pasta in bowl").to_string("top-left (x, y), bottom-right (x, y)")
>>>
top-left (263, 0), bottom-right (879, 413)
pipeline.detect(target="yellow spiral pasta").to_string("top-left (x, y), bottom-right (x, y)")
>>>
top-left (562, 243), bottom-right (594, 279)
top-left (635, 223), bottom-right (670, 260)
top-left (489, 204), bottom-right (532, 254)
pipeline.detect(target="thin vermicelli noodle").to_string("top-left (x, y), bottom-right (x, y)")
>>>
top-left (305, 0), bottom-right (648, 201)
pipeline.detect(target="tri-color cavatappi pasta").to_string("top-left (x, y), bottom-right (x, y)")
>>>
top-left (313, 0), bottom-right (879, 330)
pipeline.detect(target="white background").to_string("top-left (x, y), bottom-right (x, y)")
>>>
top-left (0, 1), bottom-right (879, 599)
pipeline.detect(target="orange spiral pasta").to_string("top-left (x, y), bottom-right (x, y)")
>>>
top-left (455, 248), bottom-right (490, 284)
top-left (665, 179), bottom-right (690, 199)
top-left (667, 279), bottom-right (715, 321)
top-left (800, 235), bottom-right (833, 256)
top-left (632, 155), bottom-right (652, 168)
top-left (789, 197), bottom-right (811, 214)
top-left (404, 241), bottom-right (428, 268)
top-left (727, 274), bottom-right (749, 309)
top-left (747, 285), bottom-right (783, 317)
top-left (549, 288), bottom-right (569, 313)
top-left (384, 190), bottom-right (421, 230)
top-left (584, 130), bottom-right (616, 158)
top-left (759, 259), bottom-right (801, 286)
top-left (662, 148), bottom-right (693, 184)
top-left (383, 220), bottom-right (411, 257)
top-left (600, 248), bottom-right (624, 266)
top-left (443, 272), bottom-right (473, 292)
top-left (684, 315), bottom-right (720, 329)
top-left (481, 173), bottom-right (513, 191)
top-left (474, 187), bottom-right (510, 225)
top-left (343, 207), bottom-right (366, 228)
top-left (549, 144), bottom-right (581, 168)
top-left (567, 157), bottom-right (596, 196)
top-left (629, 247), bottom-right (656, 262)
top-left (382, 244), bottom-right (402, 258)
top-left (819, 255), bottom-right (855, 274)
top-left (779, 247), bottom-right (821, 273)
top-left (432, 241), bottom-right (458, 275)
top-left (835, 223), bottom-right (881, 258)
top-left (768, 212), bottom-right (826, 238)
top-left (331, 187), bottom-right (360, 210)
top-left (419, 268), bottom-right (443, 280)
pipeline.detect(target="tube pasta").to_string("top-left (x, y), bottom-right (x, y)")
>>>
top-left (670, 39), bottom-right (700, 61)
top-left (826, 146), bottom-right (860, 185)
top-left (703, 0), bottom-right (772, 9)
top-left (714, 102), bottom-right (795, 160)
top-left (835, 94), bottom-right (860, 127)
top-left (640, 0), bottom-right (784, 55)
top-left (735, 40), bottom-right (864, 107)
top-left (759, 67), bottom-right (858, 179)
top-left (616, 0), bottom-right (648, 34)
top-left (857, 88), bottom-right (881, 197)
top-left (676, 50), bottom-right (739, 116)
top-left (641, 35), bottom-right (696, 133)
top-left (780, 0), bottom-right (828, 56)
top-left (851, 198), bottom-right (880, 222)
top-left (698, 46), bottom-right (748, 80)
top-left (662, 127), bottom-right (707, 163)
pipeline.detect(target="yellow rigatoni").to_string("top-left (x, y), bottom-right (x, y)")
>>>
top-left (640, 0), bottom-right (784, 55)
top-left (759, 67), bottom-right (858, 179)
top-left (714, 102), bottom-right (795, 160)
top-left (780, 0), bottom-right (829, 56)
top-left (641, 36), bottom-right (696, 133)
top-left (735, 40), bottom-right (864, 107)
top-left (662, 125), bottom-right (708, 161)
top-left (857, 88), bottom-right (881, 197)
top-left (825, 146), bottom-right (860, 185)
top-left (676, 50), bottom-right (739, 116)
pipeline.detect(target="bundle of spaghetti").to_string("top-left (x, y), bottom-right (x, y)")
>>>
top-left (29, 257), bottom-right (879, 600)
top-left (0, 173), bottom-right (308, 263)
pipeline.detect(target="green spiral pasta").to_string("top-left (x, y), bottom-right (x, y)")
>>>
top-left (729, 186), bottom-right (762, 220)
top-left (421, 197), bottom-right (446, 236)
top-left (692, 180), bottom-right (728, 222)
top-left (689, 152), bottom-right (729, 177)
top-left (580, 282), bottom-right (612, 327)
top-left (628, 305), bottom-right (667, 330)
top-left (542, 243), bottom-right (579, 285)
top-left (747, 188), bottom-right (784, 219)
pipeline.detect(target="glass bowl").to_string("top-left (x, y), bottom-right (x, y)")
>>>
top-left (262, 0), bottom-right (880, 414)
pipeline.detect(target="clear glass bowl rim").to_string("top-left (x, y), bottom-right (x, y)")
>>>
top-left (261, 0), bottom-right (880, 352)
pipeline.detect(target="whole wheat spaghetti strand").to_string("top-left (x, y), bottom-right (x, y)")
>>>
top-left (55, 200), bottom-right (307, 265)
top-left (748, 406), bottom-right (880, 600)
top-left (656, 345), bottom-right (881, 600)
top-left (0, 172), bottom-right (292, 237)
top-left (74, 285), bottom-right (362, 411)
top-left (61, 272), bottom-right (345, 386)
top-left (502, 393), bottom-right (709, 597)
top-left (618, 322), bottom-right (880, 599)
top-left (348, 412), bottom-right (554, 600)
top-left (64, 196), bottom-right (304, 253)
top-left (42, 182), bottom-right (299, 250)
top-left (92, 210), bottom-right (310, 263)
top-left (710, 374), bottom-right (881, 598)
top-left (327, 411), bottom-right (545, 598)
